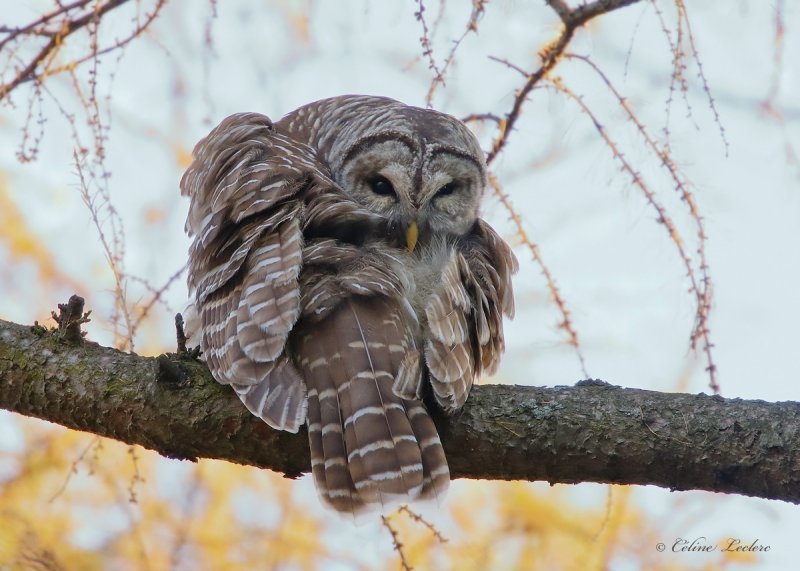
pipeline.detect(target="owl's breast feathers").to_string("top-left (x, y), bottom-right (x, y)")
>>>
top-left (182, 103), bottom-right (516, 516)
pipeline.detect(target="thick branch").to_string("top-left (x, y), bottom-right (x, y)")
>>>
top-left (1, 317), bottom-right (799, 503)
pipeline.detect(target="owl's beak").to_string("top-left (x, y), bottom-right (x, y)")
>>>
top-left (406, 222), bottom-right (419, 252)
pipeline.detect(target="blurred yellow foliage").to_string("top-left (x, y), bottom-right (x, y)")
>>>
top-left (0, 413), bottom-right (764, 570)
top-left (381, 481), bottom-right (761, 571)
top-left (0, 179), bottom-right (82, 294)
top-left (172, 143), bottom-right (194, 170)
top-left (143, 207), bottom-right (167, 225)
top-left (277, 0), bottom-right (311, 43)
top-left (0, 417), bottom-right (335, 570)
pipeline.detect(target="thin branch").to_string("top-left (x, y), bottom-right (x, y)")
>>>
top-left (485, 0), bottom-right (644, 165)
top-left (561, 53), bottom-right (717, 392)
top-left (413, 0), bottom-right (443, 99)
top-left (549, 77), bottom-right (718, 391)
top-left (38, 0), bottom-right (168, 81)
top-left (127, 263), bottom-right (188, 334)
top-left (0, 1), bottom-right (94, 51)
top-left (678, 0), bottom-right (728, 155)
top-left (488, 173), bottom-right (589, 377)
top-left (382, 516), bottom-right (413, 571)
top-left (47, 436), bottom-right (102, 503)
top-left (397, 506), bottom-right (448, 543)
top-left (73, 150), bottom-right (134, 351)
top-left (0, 0), bottom-right (131, 102)
top-left (425, 0), bottom-right (487, 106)
top-left (764, 0), bottom-right (785, 107)
top-left (461, 112), bottom-right (503, 126)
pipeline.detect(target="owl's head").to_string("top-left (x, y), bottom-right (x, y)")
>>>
top-left (281, 96), bottom-right (487, 249)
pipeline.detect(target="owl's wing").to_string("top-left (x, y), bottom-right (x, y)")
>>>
top-left (424, 219), bottom-right (517, 412)
top-left (181, 113), bottom-right (315, 433)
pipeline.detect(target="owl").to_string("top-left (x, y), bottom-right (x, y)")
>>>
top-left (181, 95), bottom-right (517, 516)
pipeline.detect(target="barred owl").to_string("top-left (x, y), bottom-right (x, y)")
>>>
top-left (181, 95), bottom-right (517, 516)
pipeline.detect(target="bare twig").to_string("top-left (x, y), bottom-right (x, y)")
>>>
top-left (485, 0), bottom-right (644, 164)
top-left (651, 0), bottom-right (690, 150)
top-left (398, 506), bottom-right (448, 543)
top-left (488, 173), bottom-right (589, 377)
top-left (425, 0), bottom-right (487, 105)
top-left (48, 436), bottom-right (102, 503)
top-left (382, 515), bottom-right (413, 571)
top-left (765, 0), bottom-right (786, 107)
top-left (126, 445), bottom-right (145, 503)
top-left (461, 112), bottom-right (503, 126)
top-left (0, 0), bottom-right (131, 101)
top-left (127, 264), bottom-right (188, 335)
top-left (549, 76), bottom-right (719, 391)
top-left (41, 1), bottom-right (168, 81)
top-left (0, 1), bottom-right (95, 51)
top-left (413, 0), bottom-right (442, 98)
top-left (678, 0), bottom-right (728, 155)
top-left (73, 150), bottom-right (134, 351)
top-left (562, 53), bottom-right (718, 392)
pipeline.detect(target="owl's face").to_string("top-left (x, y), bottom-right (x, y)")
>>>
top-left (322, 105), bottom-right (485, 248)
top-left (276, 96), bottom-right (487, 249)
top-left (338, 134), bottom-right (483, 243)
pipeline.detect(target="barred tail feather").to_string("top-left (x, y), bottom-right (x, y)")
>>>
top-left (295, 296), bottom-right (449, 515)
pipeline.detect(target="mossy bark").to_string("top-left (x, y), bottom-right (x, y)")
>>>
top-left (2, 318), bottom-right (799, 502)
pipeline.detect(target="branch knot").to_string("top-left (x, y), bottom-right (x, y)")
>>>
top-left (51, 294), bottom-right (91, 344)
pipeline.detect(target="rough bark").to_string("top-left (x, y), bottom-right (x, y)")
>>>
top-left (1, 317), bottom-right (799, 504)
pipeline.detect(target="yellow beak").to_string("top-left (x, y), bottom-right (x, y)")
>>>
top-left (406, 222), bottom-right (419, 252)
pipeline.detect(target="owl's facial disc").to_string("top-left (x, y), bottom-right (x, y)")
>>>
top-left (339, 133), bottom-right (484, 248)
top-left (418, 150), bottom-right (484, 237)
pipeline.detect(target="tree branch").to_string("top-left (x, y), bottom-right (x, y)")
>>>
top-left (1, 317), bottom-right (798, 503)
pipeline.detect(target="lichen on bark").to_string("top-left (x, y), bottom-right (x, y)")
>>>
top-left (2, 317), bottom-right (799, 503)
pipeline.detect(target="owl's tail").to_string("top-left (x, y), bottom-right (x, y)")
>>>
top-left (295, 297), bottom-right (449, 517)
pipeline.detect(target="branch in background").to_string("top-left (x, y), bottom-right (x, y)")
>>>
top-left (0, 0), bottom-right (168, 103)
top-left (3, 0), bottom-right (168, 166)
top-left (2, 316), bottom-right (798, 504)
top-left (3, 1), bottom-right (174, 356)
top-left (487, 173), bottom-right (588, 377)
top-left (549, 62), bottom-right (717, 392)
top-left (485, 0), bottom-right (643, 164)
top-left (476, 0), bottom-right (722, 392)
top-left (0, 0), bottom-right (128, 101)
top-left (422, 0), bottom-right (488, 106)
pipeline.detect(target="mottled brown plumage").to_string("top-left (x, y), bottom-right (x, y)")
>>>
top-left (181, 95), bottom-right (517, 516)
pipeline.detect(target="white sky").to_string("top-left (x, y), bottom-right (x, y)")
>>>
top-left (1, 1), bottom-right (799, 569)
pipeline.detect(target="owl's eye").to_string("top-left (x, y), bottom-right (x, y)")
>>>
top-left (367, 175), bottom-right (396, 197)
top-left (436, 181), bottom-right (460, 198)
